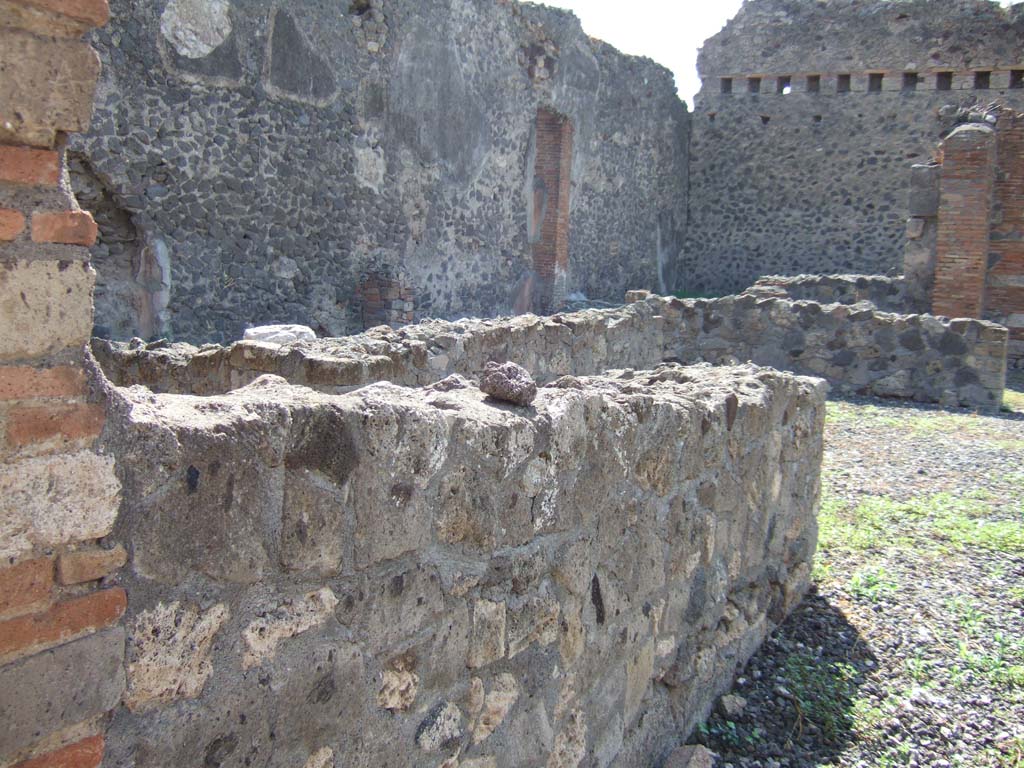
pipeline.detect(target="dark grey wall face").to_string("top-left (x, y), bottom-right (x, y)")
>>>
top-left (683, 0), bottom-right (1024, 296)
top-left (73, 0), bottom-right (689, 344)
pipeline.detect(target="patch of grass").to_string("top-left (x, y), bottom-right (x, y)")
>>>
top-left (849, 566), bottom-right (898, 602)
top-left (672, 289), bottom-right (722, 301)
top-left (783, 651), bottom-right (860, 743)
top-left (904, 651), bottom-right (933, 683)
top-left (958, 633), bottom-right (1024, 690)
top-left (947, 596), bottom-right (986, 637)
top-left (818, 490), bottom-right (1024, 557)
top-left (1002, 388), bottom-right (1024, 413)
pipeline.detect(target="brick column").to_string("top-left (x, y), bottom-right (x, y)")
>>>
top-left (0, 3), bottom-right (126, 767)
top-left (931, 124), bottom-right (997, 319)
top-left (986, 110), bottom-right (1024, 367)
top-left (530, 108), bottom-right (573, 313)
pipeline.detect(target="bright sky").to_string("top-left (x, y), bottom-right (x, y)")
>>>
top-left (542, 0), bottom-right (742, 106)
top-left (544, 0), bottom-right (1022, 107)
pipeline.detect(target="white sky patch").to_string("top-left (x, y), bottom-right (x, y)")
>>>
top-left (544, 0), bottom-right (1023, 107)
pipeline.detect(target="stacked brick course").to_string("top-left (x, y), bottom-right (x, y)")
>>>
top-left (931, 125), bottom-right (997, 319)
top-left (358, 271), bottom-right (415, 330)
top-left (0, 2), bottom-right (125, 766)
top-left (909, 110), bottom-right (1024, 368)
top-left (530, 108), bottom-right (574, 313)
top-left (987, 111), bottom-right (1024, 365)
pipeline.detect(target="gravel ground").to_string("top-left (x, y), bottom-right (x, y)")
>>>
top-left (694, 376), bottom-right (1024, 768)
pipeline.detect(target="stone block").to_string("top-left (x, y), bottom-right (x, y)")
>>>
top-left (0, 628), bottom-right (125, 763)
top-left (0, 260), bottom-right (95, 362)
top-left (0, 29), bottom-right (101, 147)
top-left (0, 450), bottom-right (120, 561)
top-left (125, 601), bottom-right (229, 711)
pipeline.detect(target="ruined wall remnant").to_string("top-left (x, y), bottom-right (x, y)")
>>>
top-left (685, 0), bottom-right (1024, 296)
top-left (73, 0), bottom-right (689, 343)
top-left (0, 2), bottom-right (128, 767)
top-left (95, 292), bottom-right (1008, 410)
top-left (99, 364), bottom-right (826, 767)
top-left (744, 274), bottom-right (923, 314)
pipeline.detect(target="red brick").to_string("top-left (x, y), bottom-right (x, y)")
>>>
top-left (0, 208), bottom-right (26, 240)
top-left (0, 588), bottom-right (126, 660)
top-left (5, 402), bottom-right (105, 449)
top-left (0, 365), bottom-right (87, 401)
top-left (58, 545), bottom-right (127, 585)
top-left (31, 211), bottom-right (97, 246)
top-left (0, 557), bottom-right (53, 619)
top-left (14, 0), bottom-right (110, 28)
top-left (0, 147), bottom-right (60, 186)
top-left (11, 735), bottom-right (104, 768)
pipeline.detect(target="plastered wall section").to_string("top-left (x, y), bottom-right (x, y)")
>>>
top-left (72, 0), bottom-right (688, 343)
top-left (98, 364), bottom-right (826, 768)
top-left (96, 293), bottom-right (1009, 411)
top-left (0, 2), bottom-right (127, 767)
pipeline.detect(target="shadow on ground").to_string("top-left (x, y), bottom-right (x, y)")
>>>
top-left (694, 588), bottom-right (878, 766)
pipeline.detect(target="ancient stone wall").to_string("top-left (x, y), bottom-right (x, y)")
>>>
top-left (744, 274), bottom-right (922, 314)
top-left (685, 0), bottom-right (1024, 296)
top-left (97, 364), bottom-right (825, 768)
top-left (0, 3), bottom-right (127, 767)
top-left (72, 0), bottom-right (689, 343)
top-left (94, 292), bottom-right (1009, 410)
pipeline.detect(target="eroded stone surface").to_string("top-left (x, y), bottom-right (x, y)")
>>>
top-left (242, 588), bottom-right (338, 668)
top-left (0, 451), bottom-right (120, 560)
top-left (125, 601), bottom-right (229, 711)
top-left (102, 364), bottom-right (826, 767)
top-left (160, 0), bottom-right (232, 58)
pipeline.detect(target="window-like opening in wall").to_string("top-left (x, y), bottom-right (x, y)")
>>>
top-left (720, 77), bottom-right (733, 94)
top-left (813, 115), bottom-right (823, 123)
top-left (748, 77), bottom-right (761, 94)
top-left (936, 71), bottom-right (953, 91)
top-left (868, 73), bottom-right (884, 92)
top-left (1012, 70), bottom-right (1024, 89)
top-left (837, 74), bottom-right (851, 93)
top-left (708, 112), bottom-right (716, 122)
top-left (777, 76), bottom-right (792, 94)
top-left (807, 75), bottom-right (821, 93)
top-left (903, 72), bottom-right (919, 91)
top-left (760, 115), bottom-right (770, 125)
top-left (349, 0), bottom-right (371, 14)
top-left (974, 71), bottom-right (991, 89)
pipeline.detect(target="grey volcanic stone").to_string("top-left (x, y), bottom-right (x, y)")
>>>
top-left (479, 361), bottom-right (538, 406)
top-left (0, 629), bottom-right (126, 762)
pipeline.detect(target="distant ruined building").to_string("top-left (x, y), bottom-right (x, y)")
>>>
top-left (73, 0), bottom-right (1024, 362)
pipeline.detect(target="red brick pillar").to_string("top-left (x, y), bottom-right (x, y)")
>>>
top-left (530, 108), bottom-right (573, 313)
top-left (986, 111), bottom-right (1024, 367)
top-left (931, 124), bottom-right (997, 319)
top-left (0, 2), bottom-right (126, 767)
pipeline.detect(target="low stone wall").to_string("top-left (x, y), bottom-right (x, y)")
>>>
top-left (99, 364), bottom-right (825, 768)
top-left (95, 293), bottom-right (1009, 410)
top-left (744, 274), bottom-right (923, 314)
